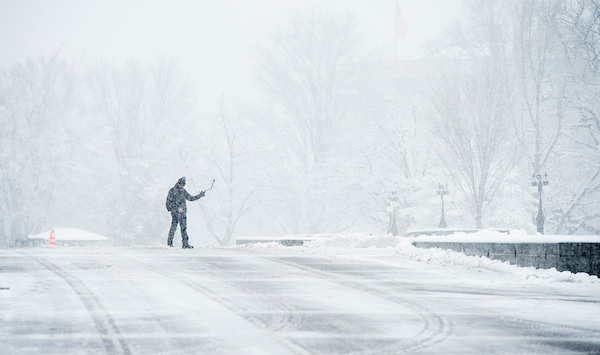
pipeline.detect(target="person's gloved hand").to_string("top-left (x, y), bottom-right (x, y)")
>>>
top-left (199, 191), bottom-right (205, 198)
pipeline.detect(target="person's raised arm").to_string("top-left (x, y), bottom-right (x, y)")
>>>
top-left (185, 189), bottom-right (204, 201)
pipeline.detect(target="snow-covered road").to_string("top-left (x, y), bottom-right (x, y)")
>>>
top-left (1, 245), bottom-right (599, 354)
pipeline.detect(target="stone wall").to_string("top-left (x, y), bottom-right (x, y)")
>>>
top-left (412, 241), bottom-right (600, 276)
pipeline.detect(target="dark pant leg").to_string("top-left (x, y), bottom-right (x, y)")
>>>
top-left (180, 213), bottom-right (189, 245)
top-left (168, 212), bottom-right (179, 245)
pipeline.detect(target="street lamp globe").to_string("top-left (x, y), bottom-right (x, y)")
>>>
top-left (531, 173), bottom-right (550, 234)
top-left (387, 191), bottom-right (400, 236)
top-left (437, 183), bottom-right (449, 228)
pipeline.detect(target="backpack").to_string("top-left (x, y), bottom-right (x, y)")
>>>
top-left (165, 190), bottom-right (174, 212)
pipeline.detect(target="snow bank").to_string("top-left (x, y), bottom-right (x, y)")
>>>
top-left (239, 232), bottom-right (599, 284)
top-left (28, 228), bottom-right (108, 241)
top-left (237, 241), bottom-right (290, 249)
top-left (411, 229), bottom-right (600, 243)
top-left (393, 239), bottom-right (599, 284)
top-left (304, 233), bottom-right (400, 249)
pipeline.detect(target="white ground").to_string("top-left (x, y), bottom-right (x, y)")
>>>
top-left (1, 233), bottom-right (599, 354)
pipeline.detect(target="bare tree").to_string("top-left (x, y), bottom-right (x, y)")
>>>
top-left (427, 0), bottom-right (520, 228)
top-left (0, 52), bottom-right (78, 246)
top-left (197, 98), bottom-right (266, 246)
top-left (551, 0), bottom-right (600, 234)
top-left (253, 7), bottom-right (364, 234)
top-left (429, 59), bottom-right (519, 228)
top-left (254, 7), bottom-right (361, 168)
top-left (513, 0), bottom-right (567, 176)
top-left (349, 92), bottom-right (442, 232)
top-left (87, 57), bottom-right (194, 244)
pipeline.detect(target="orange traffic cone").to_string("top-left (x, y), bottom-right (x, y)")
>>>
top-left (49, 230), bottom-right (56, 246)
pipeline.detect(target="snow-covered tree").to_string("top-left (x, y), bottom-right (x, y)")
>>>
top-left (428, 58), bottom-right (520, 228)
top-left (549, 0), bottom-right (600, 234)
top-left (512, 0), bottom-right (567, 176)
top-left (87, 57), bottom-right (195, 245)
top-left (0, 52), bottom-right (81, 246)
top-left (253, 7), bottom-right (365, 234)
top-left (195, 97), bottom-right (268, 246)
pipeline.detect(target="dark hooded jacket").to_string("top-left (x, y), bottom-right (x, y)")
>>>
top-left (165, 183), bottom-right (203, 213)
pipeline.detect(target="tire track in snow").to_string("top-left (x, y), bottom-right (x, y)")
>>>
top-left (197, 256), bottom-right (304, 334)
top-left (23, 253), bottom-right (131, 355)
top-left (264, 255), bottom-right (452, 354)
top-left (125, 255), bottom-right (309, 355)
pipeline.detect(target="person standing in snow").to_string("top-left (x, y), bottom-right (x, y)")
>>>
top-left (165, 177), bottom-right (205, 248)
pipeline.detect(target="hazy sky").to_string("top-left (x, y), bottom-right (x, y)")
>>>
top-left (0, 0), bottom-right (461, 107)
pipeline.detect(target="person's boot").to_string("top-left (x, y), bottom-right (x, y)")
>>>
top-left (167, 238), bottom-right (174, 247)
top-left (182, 244), bottom-right (194, 249)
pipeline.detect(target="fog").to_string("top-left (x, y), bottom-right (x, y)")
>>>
top-left (0, 0), bottom-right (460, 107)
top-left (1, 0), bottom-right (599, 247)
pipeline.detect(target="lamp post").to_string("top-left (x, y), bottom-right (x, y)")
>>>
top-left (531, 173), bottom-right (549, 234)
top-left (437, 183), bottom-right (449, 228)
top-left (387, 191), bottom-right (399, 236)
